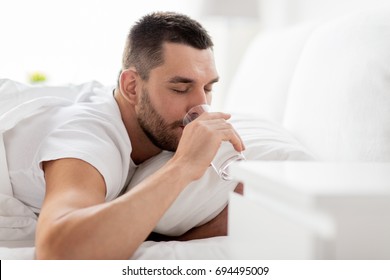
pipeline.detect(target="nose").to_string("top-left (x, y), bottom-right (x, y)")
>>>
top-left (187, 88), bottom-right (210, 112)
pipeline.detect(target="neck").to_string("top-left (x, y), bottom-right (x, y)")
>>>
top-left (114, 89), bottom-right (162, 165)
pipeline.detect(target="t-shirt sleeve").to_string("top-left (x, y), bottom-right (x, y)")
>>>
top-left (37, 116), bottom-right (129, 201)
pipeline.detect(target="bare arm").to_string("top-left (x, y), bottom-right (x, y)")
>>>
top-left (36, 112), bottom-right (244, 259)
top-left (36, 157), bottom-right (192, 259)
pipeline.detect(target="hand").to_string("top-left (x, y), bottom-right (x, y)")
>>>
top-left (172, 112), bottom-right (245, 181)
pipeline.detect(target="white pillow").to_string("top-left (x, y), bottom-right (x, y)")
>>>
top-left (0, 79), bottom-right (109, 244)
top-left (0, 194), bottom-right (37, 242)
top-left (224, 22), bottom-right (320, 123)
top-left (126, 115), bottom-right (314, 236)
top-left (283, 7), bottom-right (390, 161)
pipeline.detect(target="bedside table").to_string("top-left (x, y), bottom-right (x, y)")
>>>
top-left (228, 161), bottom-right (390, 259)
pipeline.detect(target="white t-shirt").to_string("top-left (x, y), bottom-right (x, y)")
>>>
top-left (3, 85), bottom-right (134, 213)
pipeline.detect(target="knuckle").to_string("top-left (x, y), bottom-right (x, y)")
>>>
top-left (225, 122), bottom-right (233, 129)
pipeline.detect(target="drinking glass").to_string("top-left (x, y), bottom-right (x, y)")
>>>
top-left (183, 104), bottom-right (245, 181)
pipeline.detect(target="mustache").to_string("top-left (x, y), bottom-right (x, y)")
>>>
top-left (171, 120), bottom-right (184, 129)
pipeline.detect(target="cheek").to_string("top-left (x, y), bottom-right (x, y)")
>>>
top-left (164, 105), bottom-right (185, 124)
top-left (152, 95), bottom-right (185, 121)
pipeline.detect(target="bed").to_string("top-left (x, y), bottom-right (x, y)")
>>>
top-left (0, 78), bottom-right (312, 259)
top-left (2, 5), bottom-right (390, 260)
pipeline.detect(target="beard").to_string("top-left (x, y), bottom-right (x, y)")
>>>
top-left (136, 88), bottom-right (182, 152)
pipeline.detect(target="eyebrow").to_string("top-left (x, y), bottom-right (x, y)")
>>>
top-left (168, 76), bottom-right (220, 85)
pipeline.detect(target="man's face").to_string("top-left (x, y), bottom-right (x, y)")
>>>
top-left (135, 42), bottom-right (219, 151)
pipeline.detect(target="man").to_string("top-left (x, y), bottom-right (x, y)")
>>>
top-left (3, 12), bottom-right (244, 259)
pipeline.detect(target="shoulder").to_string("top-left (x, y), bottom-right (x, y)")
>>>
top-left (38, 87), bottom-right (132, 201)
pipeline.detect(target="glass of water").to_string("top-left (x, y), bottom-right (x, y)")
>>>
top-left (183, 104), bottom-right (245, 181)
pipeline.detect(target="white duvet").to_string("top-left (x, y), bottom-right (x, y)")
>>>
top-left (0, 79), bottom-right (313, 260)
top-left (0, 236), bottom-right (232, 260)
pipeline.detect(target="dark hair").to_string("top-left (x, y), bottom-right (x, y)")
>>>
top-left (120, 11), bottom-right (214, 81)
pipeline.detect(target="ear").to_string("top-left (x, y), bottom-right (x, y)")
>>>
top-left (119, 68), bottom-right (140, 105)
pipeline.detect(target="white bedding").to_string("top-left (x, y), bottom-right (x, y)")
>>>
top-left (0, 236), bottom-right (231, 260)
top-left (127, 114), bottom-right (314, 237)
top-left (0, 80), bottom-right (313, 259)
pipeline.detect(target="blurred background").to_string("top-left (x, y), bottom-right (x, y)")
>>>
top-left (0, 0), bottom-right (388, 109)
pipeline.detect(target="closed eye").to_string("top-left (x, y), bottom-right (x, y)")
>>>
top-left (172, 88), bottom-right (190, 94)
top-left (204, 87), bottom-right (213, 93)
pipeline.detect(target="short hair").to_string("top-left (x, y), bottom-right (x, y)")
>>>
top-left (121, 11), bottom-right (214, 80)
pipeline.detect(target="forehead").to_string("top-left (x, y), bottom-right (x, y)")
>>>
top-left (150, 42), bottom-right (218, 82)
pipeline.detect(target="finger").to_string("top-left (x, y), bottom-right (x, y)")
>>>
top-left (196, 118), bottom-right (245, 152)
top-left (196, 111), bottom-right (231, 121)
top-left (208, 120), bottom-right (246, 151)
top-left (218, 128), bottom-right (245, 152)
top-left (233, 127), bottom-right (246, 151)
top-left (184, 114), bottom-right (244, 152)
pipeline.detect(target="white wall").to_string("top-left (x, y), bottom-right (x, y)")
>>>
top-left (0, 0), bottom-right (238, 109)
top-left (259, 0), bottom-right (390, 28)
top-left (1, 0), bottom-right (388, 110)
top-left (0, 0), bottom-right (203, 85)
top-left (219, 0), bottom-right (390, 109)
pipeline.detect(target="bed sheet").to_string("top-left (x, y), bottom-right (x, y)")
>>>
top-left (0, 236), bottom-right (232, 260)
